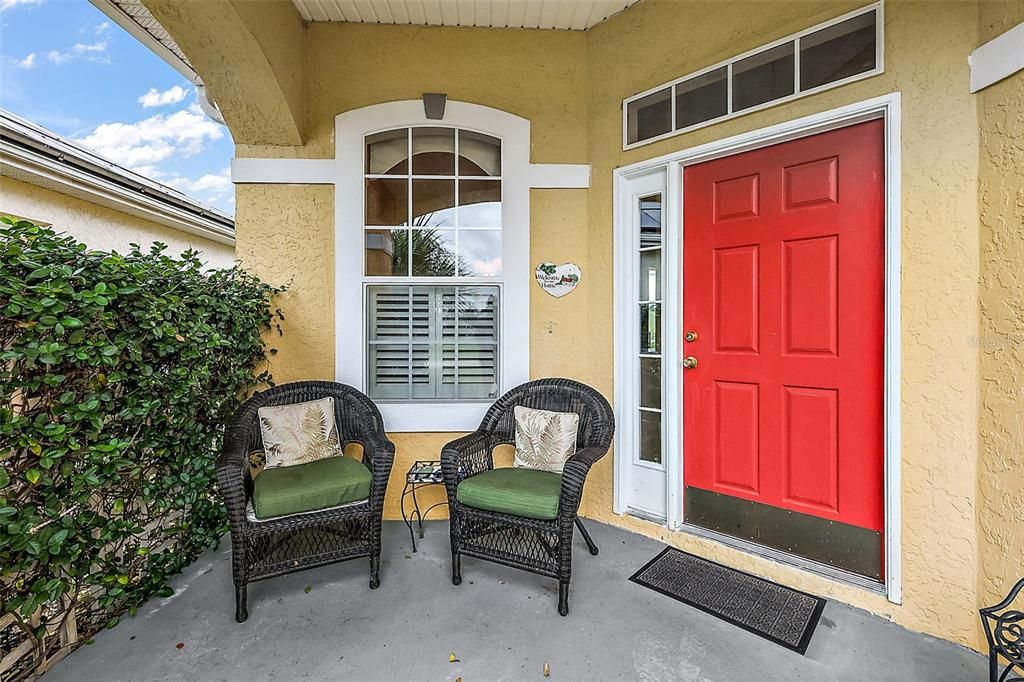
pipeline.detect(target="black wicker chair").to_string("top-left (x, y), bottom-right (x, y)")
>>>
top-left (980, 577), bottom-right (1024, 682)
top-left (441, 378), bottom-right (614, 616)
top-left (217, 381), bottom-right (394, 622)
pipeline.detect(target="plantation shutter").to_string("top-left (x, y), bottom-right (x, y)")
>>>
top-left (368, 285), bottom-right (499, 400)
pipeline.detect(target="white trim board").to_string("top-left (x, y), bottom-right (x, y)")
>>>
top-left (231, 158), bottom-right (335, 185)
top-left (969, 21), bottom-right (1024, 93)
top-left (612, 92), bottom-right (903, 605)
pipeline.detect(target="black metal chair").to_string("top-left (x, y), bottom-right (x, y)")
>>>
top-left (981, 577), bottom-right (1024, 682)
top-left (217, 381), bottom-right (394, 622)
top-left (441, 378), bottom-right (614, 616)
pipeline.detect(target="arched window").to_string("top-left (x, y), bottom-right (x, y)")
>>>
top-left (333, 100), bottom-right (534, 432)
top-left (363, 126), bottom-right (503, 401)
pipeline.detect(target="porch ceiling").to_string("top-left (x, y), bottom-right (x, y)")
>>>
top-left (291, 0), bottom-right (640, 30)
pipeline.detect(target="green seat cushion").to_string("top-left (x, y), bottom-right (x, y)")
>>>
top-left (252, 456), bottom-right (371, 520)
top-left (456, 468), bottom-right (562, 521)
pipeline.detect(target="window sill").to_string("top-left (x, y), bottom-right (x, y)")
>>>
top-left (378, 401), bottom-right (492, 433)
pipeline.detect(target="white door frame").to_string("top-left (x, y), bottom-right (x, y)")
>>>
top-left (613, 168), bottom-right (671, 523)
top-left (613, 92), bottom-right (903, 604)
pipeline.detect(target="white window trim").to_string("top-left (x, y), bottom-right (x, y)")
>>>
top-left (621, 2), bottom-right (884, 150)
top-left (230, 100), bottom-right (589, 431)
top-left (613, 92), bottom-right (903, 604)
top-left (331, 100), bottom-right (588, 432)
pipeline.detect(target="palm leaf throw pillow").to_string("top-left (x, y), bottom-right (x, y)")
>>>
top-left (257, 397), bottom-right (342, 469)
top-left (513, 405), bottom-right (579, 473)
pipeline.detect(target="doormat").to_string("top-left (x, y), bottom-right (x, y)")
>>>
top-left (629, 547), bottom-right (825, 655)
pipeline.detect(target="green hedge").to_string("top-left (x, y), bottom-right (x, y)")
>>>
top-left (0, 218), bottom-right (282, 672)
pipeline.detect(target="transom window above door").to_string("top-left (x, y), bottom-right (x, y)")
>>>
top-left (364, 127), bottom-right (502, 278)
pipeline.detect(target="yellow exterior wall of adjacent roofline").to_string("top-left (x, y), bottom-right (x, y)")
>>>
top-left (0, 175), bottom-right (235, 268)
top-left (154, 0), bottom-right (1024, 652)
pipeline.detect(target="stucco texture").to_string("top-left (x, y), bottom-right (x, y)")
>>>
top-left (0, 176), bottom-right (235, 268)
top-left (584, 0), bottom-right (987, 650)
top-left (976, 1), bottom-right (1024, 618)
top-left (229, 23), bottom-right (591, 532)
top-left (159, 0), bottom-right (1024, 652)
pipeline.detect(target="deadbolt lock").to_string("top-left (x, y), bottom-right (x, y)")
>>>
top-left (685, 330), bottom-right (698, 342)
top-left (682, 356), bottom-right (698, 369)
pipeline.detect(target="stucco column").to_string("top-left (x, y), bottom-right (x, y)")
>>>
top-left (142, 0), bottom-right (307, 146)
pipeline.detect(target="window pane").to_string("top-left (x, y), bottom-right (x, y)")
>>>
top-left (639, 410), bottom-right (662, 464)
top-left (409, 344), bottom-right (433, 398)
top-left (367, 285), bottom-right (499, 401)
top-left (412, 127), bottom-right (455, 175)
top-left (800, 11), bottom-right (876, 90)
top-left (627, 87), bottom-right (672, 144)
top-left (410, 287), bottom-right (432, 338)
top-left (458, 130), bottom-right (501, 176)
top-left (366, 178), bottom-right (408, 226)
top-left (452, 344), bottom-right (499, 399)
top-left (640, 194), bottom-right (662, 248)
top-left (459, 231), bottom-right (502, 277)
top-left (368, 344), bottom-right (411, 399)
top-left (412, 179), bottom-right (456, 227)
top-left (446, 287), bottom-right (500, 342)
top-left (732, 42), bottom-right (795, 112)
top-left (411, 229), bottom-right (456, 277)
top-left (675, 67), bottom-right (728, 129)
top-left (366, 129), bottom-right (408, 175)
top-left (640, 303), bottom-right (661, 355)
top-left (366, 229), bottom-right (407, 276)
top-left (640, 249), bottom-right (661, 302)
top-left (368, 287), bottom-right (410, 340)
top-left (459, 180), bottom-right (501, 227)
top-left (640, 357), bottom-right (661, 409)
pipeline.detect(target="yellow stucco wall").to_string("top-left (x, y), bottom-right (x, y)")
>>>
top-left (976, 2), bottom-right (1024, 617)
top-left (165, 0), bottom-right (1024, 652)
top-left (0, 176), bottom-right (235, 268)
top-left (584, 0), bottom-right (986, 649)
top-left (229, 23), bottom-right (591, 524)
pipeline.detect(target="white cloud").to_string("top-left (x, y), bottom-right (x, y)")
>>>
top-left (95, 21), bottom-right (110, 35)
top-left (164, 167), bottom-right (232, 194)
top-left (0, 0), bottom-right (44, 12)
top-left (46, 49), bottom-right (70, 65)
top-left (13, 52), bottom-right (36, 69)
top-left (74, 41), bottom-right (107, 53)
top-left (46, 40), bottom-right (110, 66)
top-left (138, 85), bottom-right (188, 108)
top-left (75, 105), bottom-right (224, 168)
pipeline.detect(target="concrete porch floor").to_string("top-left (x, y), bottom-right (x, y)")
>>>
top-left (49, 520), bottom-right (984, 681)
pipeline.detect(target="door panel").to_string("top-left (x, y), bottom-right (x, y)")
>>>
top-left (683, 121), bottom-right (885, 551)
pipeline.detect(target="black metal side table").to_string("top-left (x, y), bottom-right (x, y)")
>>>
top-left (401, 460), bottom-right (447, 553)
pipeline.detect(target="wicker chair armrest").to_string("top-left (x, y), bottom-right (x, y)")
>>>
top-left (216, 427), bottom-right (252, 530)
top-left (558, 445), bottom-right (608, 517)
top-left (359, 431), bottom-right (395, 513)
top-left (441, 430), bottom-right (493, 497)
top-left (359, 430), bottom-right (396, 475)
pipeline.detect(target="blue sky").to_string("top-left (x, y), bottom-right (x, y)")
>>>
top-left (1, 0), bottom-right (235, 214)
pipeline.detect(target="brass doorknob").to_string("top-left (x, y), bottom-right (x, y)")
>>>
top-left (682, 356), bottom-right (698, 369)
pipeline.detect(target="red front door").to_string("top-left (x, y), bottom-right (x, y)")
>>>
top-left (682, 121), bottom-right (885, 576)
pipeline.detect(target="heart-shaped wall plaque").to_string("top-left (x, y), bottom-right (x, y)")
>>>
top-left (535, 262), bottom-right (582, 298)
